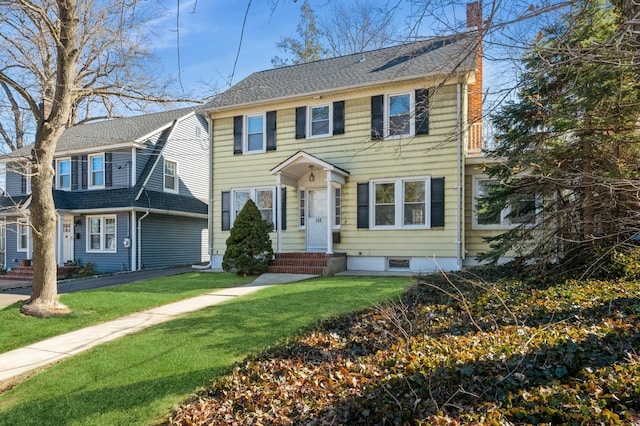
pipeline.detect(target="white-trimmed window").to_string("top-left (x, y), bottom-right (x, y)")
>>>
top-left (371, 177), bottom-right (430, 229)
top-left (87, 215), bottom-right (116, 252)
top-left (246, 114), bottom-right (266, 153)
top-left (334, 187), bottom-right (341, 228)
top-left (232, 187), bottom-right (275, 225)
top-left (57, 158), bottom-right (71, 190)
top-left (386, 92), bottom-right (413, 138)
top-left (163, 159), bottom-right (178, 193)
top-left (473, 177), bottom-right (540, 229)
top-left (17, 219), bottom-right (30, 252)
top-left (89, 154), bottom-right (105, 188)
top-left (308, 104), bottom-right (332, 138)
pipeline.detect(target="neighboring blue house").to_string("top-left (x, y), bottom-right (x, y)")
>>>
top-left (0, 108), bottom-right (209, 273)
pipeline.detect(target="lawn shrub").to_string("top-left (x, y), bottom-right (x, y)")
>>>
top-left (222, 199), bottom-right (274, 275)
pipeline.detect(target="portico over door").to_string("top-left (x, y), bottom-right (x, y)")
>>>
top-left (270, 151), bottom-right (350, 254)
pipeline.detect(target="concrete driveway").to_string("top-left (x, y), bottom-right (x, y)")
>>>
top-left (0, 265), bottom-right (196, 309)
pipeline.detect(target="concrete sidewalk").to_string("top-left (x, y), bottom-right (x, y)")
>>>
top-left (0, 273), bottom-right (316, 385)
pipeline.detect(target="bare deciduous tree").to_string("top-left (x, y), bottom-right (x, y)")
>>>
top-left (0, 0), bottom-right (186, 317)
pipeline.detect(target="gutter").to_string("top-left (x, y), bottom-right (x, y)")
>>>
top-left (193, 115), bottom-right (215, 270)
top-left (456, 80), bottom-right (464, 271)
top-left (137, 210), bottom-right (150, 271)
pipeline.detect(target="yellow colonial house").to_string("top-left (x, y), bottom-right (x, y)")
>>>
top-left (200, 10), bottom-right (504, 274)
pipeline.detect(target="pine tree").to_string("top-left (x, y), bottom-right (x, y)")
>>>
top-left (479, 0), bottom-right (640, 276)
top-left (222, 199), bottom-right (274, 276)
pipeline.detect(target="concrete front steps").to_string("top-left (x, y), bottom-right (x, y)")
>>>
top-left (267, 252), bottom-right (346, 276)
top-left (2, 265), bottom-right (78, 281)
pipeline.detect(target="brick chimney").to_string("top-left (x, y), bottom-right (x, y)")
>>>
top-left (466, 1), bottom-right (483, 126)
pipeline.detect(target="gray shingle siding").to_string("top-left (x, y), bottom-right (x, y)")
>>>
top-left (5, 171), bottom-right (24, 196)
top-left (139, 213), bottom-right (207, 269)
top-left (4, 219), bottom-right (27, 270)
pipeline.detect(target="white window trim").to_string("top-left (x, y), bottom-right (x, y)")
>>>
top-left (231, 186), bottom-right (276, 226)
top-left (86, 215), bottom-right (117, 253)
top-left (472, 176), bottom-right (541, 230)
top-left (385, 92), bottom-right (415, 139)
top-left (163, 158), bottom-right (179, 194)
top-left (17, 219), bottom-right (30, 252)
top-left (244, 113), bottom-right (266, 154)
top-left (298, 188), bottom-right (306, 230)
top-left (333, 185), bottom-right (341, 229)
top-left (370, 176), bottom-right (431, 230)
top-left (307, 103), bottom-right (333, 139)
top-left (88, 153), bottom-right (105, 189)
top-left (56, 157), bottom-right (71, 190)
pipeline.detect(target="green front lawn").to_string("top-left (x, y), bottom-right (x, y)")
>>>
top-left (0, 272), bottom-right (254, 353)
top-left (0, 276), bottom-right (411, 425)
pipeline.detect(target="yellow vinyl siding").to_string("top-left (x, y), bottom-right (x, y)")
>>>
top-left (212, 81), bottom-right (463, 259)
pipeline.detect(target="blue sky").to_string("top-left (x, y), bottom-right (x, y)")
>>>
top-left (149, 0), bottom-right (452, 100)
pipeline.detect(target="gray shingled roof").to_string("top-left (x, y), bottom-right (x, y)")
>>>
top-left (201, 36), bottom-right (478, 111)
top-left (3, 107), bottom-right (196, 159)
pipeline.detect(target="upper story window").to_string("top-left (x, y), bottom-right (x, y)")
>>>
top-left (309, 105), bottom-right (332, 138)
top-left (89, 154), bottom-right (105, 188)
top-left (387, 93), bottom-right (412, 137)
top-left (371, 90), bottom-right (429, 140)
top-left (57, 158), bottom-right (71, 190)
top-left (246, 114), bottom-right (265, 153)
top-left (371, 176), bottom-right (430, 229)
top-left (473, 177), bottom-right (540, 229)
top-left (233, 112), bottom-right (276, 155)
top-left (164, 159), bottom-right (178, 193)
top-left (295, 101), bottom-right (345, 140)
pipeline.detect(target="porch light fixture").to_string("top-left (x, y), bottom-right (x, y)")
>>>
top-left (308, 166), bottom-right (315, 182)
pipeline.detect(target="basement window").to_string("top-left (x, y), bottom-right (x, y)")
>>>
top-left (387, 258), bottom-right (410, 270)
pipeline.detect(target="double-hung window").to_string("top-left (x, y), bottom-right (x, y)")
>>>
top-left (371, 177), bottom-right (430, 229)
top-left (232, 187), bottom-right (275, 225)
top-left (89, 154), bottom-right (105, 188)
top-left (17, 219), bottom-right (30, 252)
top-left (246, 114), bottom-right (265, 153)
top-left (87, 215), bottom-right (116, 252)
top-left (387, 93), bottom-right (413, 137)
top-left (57, 158), bottom-right (71, 190)
top-left (308, 105), bottom-right (332, 138)
top-left (164, 159), bottom-right (178, 193)
top-left (473, 177), bottom-right (539, 229)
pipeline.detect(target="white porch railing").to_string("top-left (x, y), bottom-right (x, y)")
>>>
top-left (466, 122), bottom-right (496, 156)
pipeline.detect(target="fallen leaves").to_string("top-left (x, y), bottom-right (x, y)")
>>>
top-left (166, 269), bottom-right (640, 425)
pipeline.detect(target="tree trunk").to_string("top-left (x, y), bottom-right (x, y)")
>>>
top-left (20, 0), bottom-right (78, 318)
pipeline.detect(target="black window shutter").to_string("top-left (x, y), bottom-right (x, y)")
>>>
top-left (415, 89), bottom-right (429, 135)
top-left (333, 101), bottom-right (345, 135)
top-left (20, 174), bottom-right (27, 194)
top-left (357, 182), bottom-right (370, 229)
top-left (81, 155), bottom-right (88, 189)
top-left (233, 116), bottom-right (243, 154)
top-left (71, 156), bottom-right (79, 190)
top-left (221, 191), bottom-right (231, 231)
top-left (295, 106), bottom-right (306, 139)
top-left (371, 95), bottom-right (384, 140)
top-left (431, 177), bottom-right (445, 227)
top-left (266, 111), bottom-right (277, 151)
top-left (281, 187), bottom-right (286, 230)
top-left (105, 152), bottom-right (113, 187)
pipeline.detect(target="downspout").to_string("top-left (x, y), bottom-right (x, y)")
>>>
top-left (137, 209), bottom-right (150, 271)
top-left (193, 115), bottom-right (214, 269)
top-left (456, 80), bottom-right (464, 271)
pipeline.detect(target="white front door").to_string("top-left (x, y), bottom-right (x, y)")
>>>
top-left (62, 216), bottom-right (74, 263)
top-left (306, 189), bottom-right (327, 252)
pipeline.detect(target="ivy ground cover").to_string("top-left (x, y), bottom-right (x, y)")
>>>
top-left (168, 268), bottom-right (640, 425)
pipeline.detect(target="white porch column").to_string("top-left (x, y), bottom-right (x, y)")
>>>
top-left (130, 210), bottom-right (137, 271)
top-left (275, 173), bottom-right (283, 254)
top-left (56, 214), bottom-right (63, 266)
top-left (325, 171), bottom-right (334, 255)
